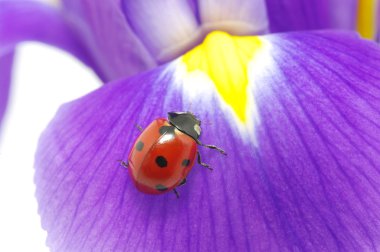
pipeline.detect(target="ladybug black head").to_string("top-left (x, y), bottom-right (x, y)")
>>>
top-left (168, 112), bottom-right (201, 140)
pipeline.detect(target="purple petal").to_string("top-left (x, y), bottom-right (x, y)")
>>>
top-left (198, 0), bottom-right (268, 34)
top-left (0, 1), bottom-right (105, 80)
top-left (62, 0), bottom-right (156, 80)
top-left (265, 0), bottom-right (358, 32)
top-left (0, 50), bottom-right (13, 131)
top-left (35, 31), bottom-right (380, 251)
top-left (122, 1), bottom-right (199, 63)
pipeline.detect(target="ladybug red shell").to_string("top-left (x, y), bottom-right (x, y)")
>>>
top-left (120, 112), bottom-right (226, 197)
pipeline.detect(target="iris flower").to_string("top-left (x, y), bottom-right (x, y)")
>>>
top-left (1, 0), bottom-right (380, 251)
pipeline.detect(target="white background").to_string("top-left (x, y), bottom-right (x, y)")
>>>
top-left (0, 43), bottom-right (100, 251)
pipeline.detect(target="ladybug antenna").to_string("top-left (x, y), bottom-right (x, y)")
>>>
top-left (197, 141), bottom-right (227, 155)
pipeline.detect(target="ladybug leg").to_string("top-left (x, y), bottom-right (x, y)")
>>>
top-left (179, 178), bottom-right (187, 186)
top-left (173, 188), bottom-right (180, 199)
top-left (135, 124), bottom-right (143, 132)
top-left (198, 141), bottom-right (227, 155)
top-left (197, 151), bottom-right (213, 171)
top-left (117, 160), bottom-right (129, 169)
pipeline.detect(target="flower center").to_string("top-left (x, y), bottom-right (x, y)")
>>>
top-left (180, 31), bottom-right (264, 123)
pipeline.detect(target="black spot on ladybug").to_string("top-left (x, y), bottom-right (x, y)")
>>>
top-left (156, 184), bottom-right (168, 191)
top-left (136, 141), bottom-right (144, 151)
top-left (159, 125), bottom-right (175, 135)
top-left (181, 159), bottom-right (191, 167)
top-left (156, 156), bottom-right (168, 168)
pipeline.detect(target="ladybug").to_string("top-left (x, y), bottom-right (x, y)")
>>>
top-left (119, 112), bottom-right (226, 198)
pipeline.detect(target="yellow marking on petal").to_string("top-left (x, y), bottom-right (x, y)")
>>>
top-left (181, 31), bottom-right (264, 123)
top-left (356, 0), bottom-right (378, 39)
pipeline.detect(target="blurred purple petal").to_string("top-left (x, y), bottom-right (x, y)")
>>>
top-left (35, 31), bottom-right (380, 251)
top-left (122, 1), bottom-right (199, 63)
top-left (198, 0), bottom-right (268, 34)
top-left (62, 0), bottom-right (156, 80)
top-left (121, 0), bottom-right (269, 63)
top-left (64, 0), bottom-right (269, 69)
top-left (186, 0), bottom-right (200, 20)
top-left (0, 1), bottom-right (104, 79)
top-left (0, 50), bottom-right (13, 131)
top-left (266, 0), bottom-right (357, 32)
